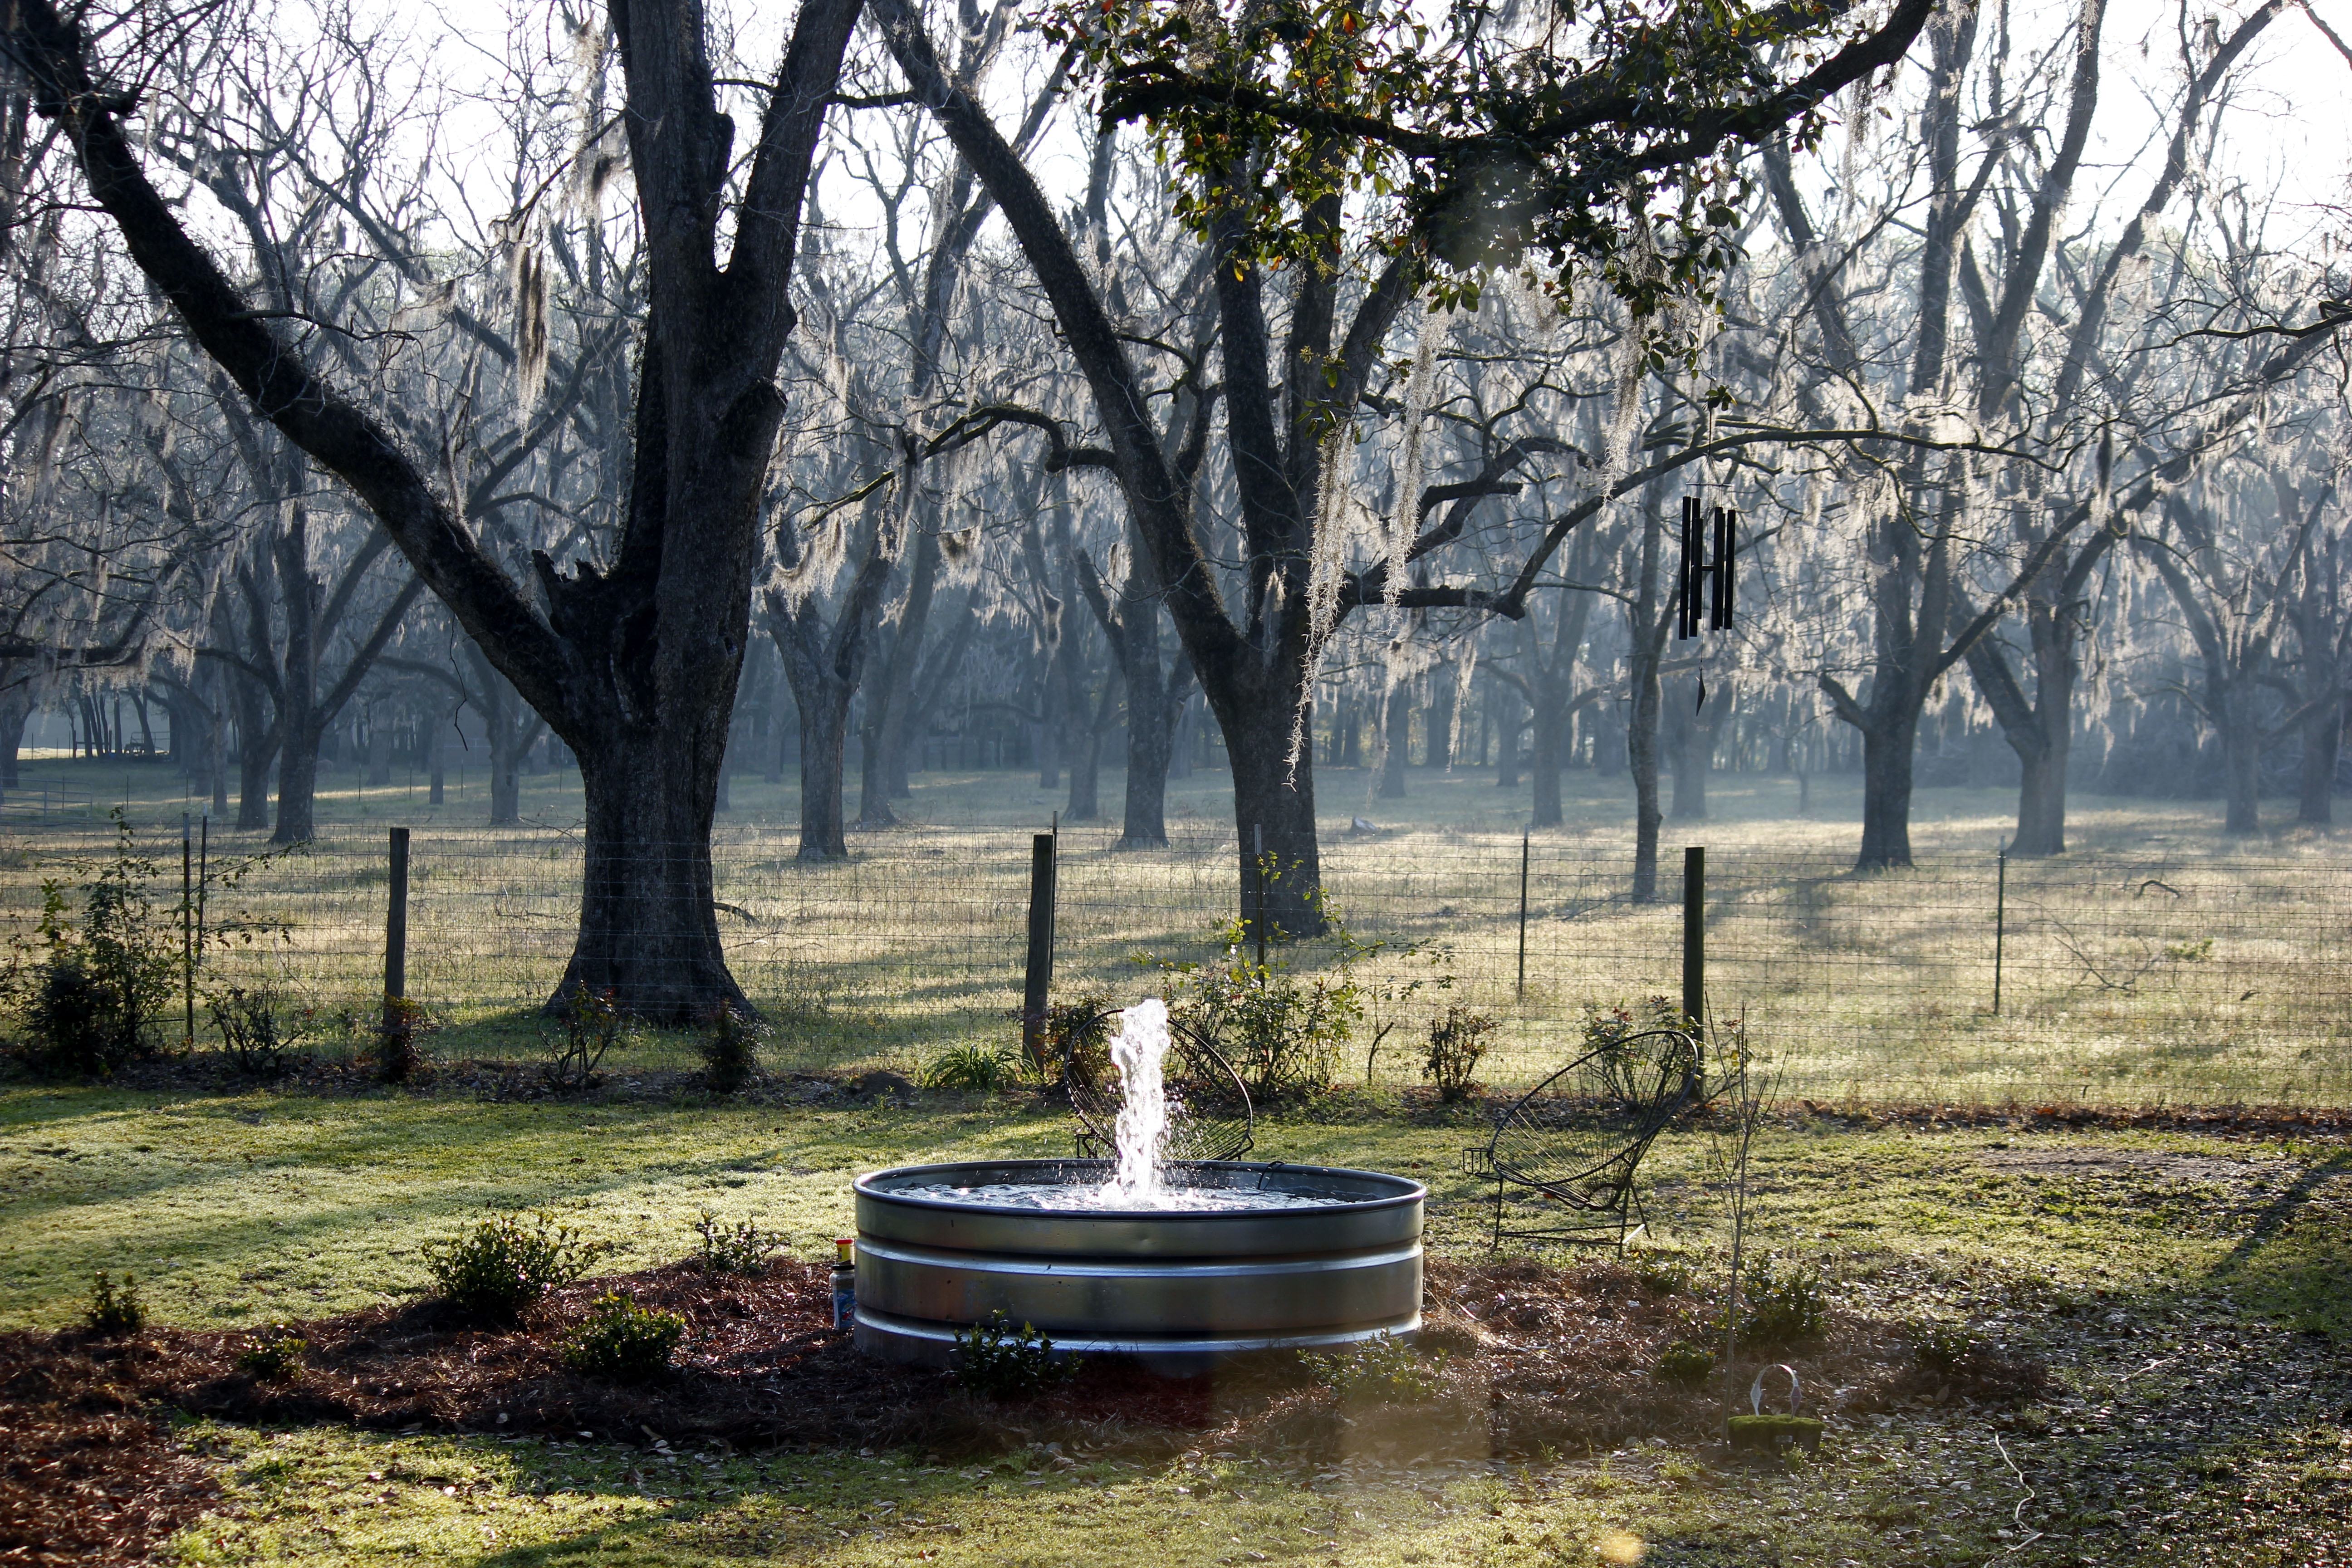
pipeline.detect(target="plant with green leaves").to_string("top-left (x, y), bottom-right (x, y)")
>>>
top-left (83, 1270), bottom-right (145, 1336)
top-left (420, 1210), bottom-right (612, 1323)
top-left (1422, 1004), bottom-right (1497, 1102)
top-left (698, 1001), bottom-right (767, 1094)
top-left (923, 1043), bottom-right (1021, 1093)
top-left (237, 1330), bottom-right (310, 1382)
top-left (209, 979), bottom-right (317, 1078)
top-left (5, 811), bottom-right (176, 1078)
top-left (1739, 1258), bottom-right (1828, 1348)
top-left (1137, 871), bottom-right (1423, 1101)
top-left (1654, 1340), bottom-right (1715, 1389)
top-left (954, 1311), bottom-right (1075, 1400)
top-left (692, 1212), bottom-right (782, 1276)
top-left (1303, 1332), bottom-right (1441, 1403)
top-left (562, 1292), bottom-right (686, 1381)
top-left (542, 982), bottom-right (624, 1090)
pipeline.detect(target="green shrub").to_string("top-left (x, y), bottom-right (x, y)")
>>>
top-left (1138, 884), bottom-right (1377, 1100)
top-left (697, 1003), bottom-right (765, 1094)
top-left (1905, 1318), bottom-right (1974, 1374)
top-left (692, 1211), bottom-right (782, 1276)
top-left (83, 1271), bottom-right (146, 1336)
top-left (1421, 1004), bottom-right (1497, 1102)
top-left (7, 815), bottom-right (176, 1078)
top-left (922, 1043), bottom-right (1020, 1093)
top-left (954, 1311), bottom-right (1075, 1400)
top-left (1580, 996), bottom-right (1701, 1110)
top-left (542, 983), bottom-right (623, 1090)
top-left (1303, 1333), bottom-right (1441, 1402)
top-left (209, 982), bottom-right (315, 1078)
top-left (1654, 1340), bottom-right (1716, 1388)
top-left (1030, 994), bottom-right (1116, 1085)
top-left (236, 1330), bottom-right (309, 1382)
top-left (1739, 1259), bottom-right (1829, 1348)
top-left (562, 1292), bottom-right (685, 1381)
top-left (421, 1210), bottom-right (611, 1321)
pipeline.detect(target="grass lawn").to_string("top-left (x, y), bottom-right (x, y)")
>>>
top-left (4, 1074), bottom-right (2348, 1567)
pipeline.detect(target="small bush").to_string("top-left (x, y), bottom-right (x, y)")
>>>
top-left (83, 1271), bottom-right (146, 1336)
top-left (7, 815), bottom-right (176, 1078)
top-left (693, 1211), bottom-right (782, 1276)
top-left (1906, 1318), bottom-right (1975, 1374)
top-left (922, 1044), bottom-right (1019, 1093)
top-left (954, 1311), bottom-right (1075, 1400)
top-left (1739, 1259), bottom-right (1829, 1348)
top-left (1631, 1254), bottom-right (1693, 1296)
top-left (1421, 1004), bottom-right (1497, 1102)
top-left (1654, 1340), bottom-right (1716, 1388)
top-left (697, 1003), bottom-right (765, 1094)
top-left (1580, 996), bottom-right (1701, 1110)
top-left (562, 1292), bottom-right (685, 1381)
top-left (1303, 1333), bottom-right (1441, 1402)
top-left (236, 1330), bottom-right (309, 1382)
top-left (1030, 994), bottom-right (1116, 1086)
top-left (377, 994), bottom-right (432, 1083)
top-left (421, 1210), bottom-right (611, 1322)
top-left (542, 983), bottom-right (623, 1090)
top-left (209, 982), bottom-right (315, 1078)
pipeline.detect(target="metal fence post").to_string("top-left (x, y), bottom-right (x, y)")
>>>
top-left (1516, 832), bottom-right (1531, 1000)
top-left (385, 827), bottom-right (410, 1001)
top-left (1252, 824), bottom-right (1268, 969)
top-left (181, 813), bottom-right (194, 1049)
top-left (1993, 843), bottom-right (2007, 1017)
top-left (1021, 831), bottom-right (1057, 1063)
top-left (1682, 845), bottom-right (1705, 1031)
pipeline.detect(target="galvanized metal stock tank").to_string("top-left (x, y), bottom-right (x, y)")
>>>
top-left (851, 1159), bottom-right (1425, 1369)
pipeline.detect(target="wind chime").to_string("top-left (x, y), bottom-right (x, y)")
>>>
top-left (1676, 496), bottom-right (1737, 709)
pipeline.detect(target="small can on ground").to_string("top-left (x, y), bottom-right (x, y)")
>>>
top-left (831, 1238), bottom-right (856, 1329)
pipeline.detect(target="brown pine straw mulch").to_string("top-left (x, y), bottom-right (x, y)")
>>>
top-left (1, 1253), bottom-right (2048, 1565)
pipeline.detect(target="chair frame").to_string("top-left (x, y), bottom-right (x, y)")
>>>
top-left (1058, 1007), bottom-right (1254, 1164)
top-left (1462, 1028), bottom-right (1699, 1252)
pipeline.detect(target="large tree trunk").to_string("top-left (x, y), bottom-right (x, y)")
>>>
top-left (2219, 694), bottom-right (2262, 834)
top-left (2299, 694), bottom-right (2342, 826)
top-left (274, 724), bottom-right (321, 843)
top-left (234, 676), bottom-right (274, 831)
top-left (1219, 687), bottom-right (1323, 939)
top-left (1424, 666), bottom-right (1454, 769)
top-left (557, 708), bottom-right (738, 1010)
top-left (1629, 648), bottom-right (1663, 900)
top-left (1378, 681), bottom-right (1409, 799)
top-left (794, 681), bottom-right (853, 857)
top-left (1527, 700), bottom-right (1561, 826)
top-left (1856, 707), bottom-right (1921, 867)
top-left (0, 689), bottom-right (28, 791)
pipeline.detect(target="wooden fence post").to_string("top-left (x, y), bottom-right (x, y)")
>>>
top-left (1682, 845), bottom-right (1705, 1031)
top-left (1021, 832), bottom-right (1057, 1063)
top-left (385, 827), bottom-right (410, 1001)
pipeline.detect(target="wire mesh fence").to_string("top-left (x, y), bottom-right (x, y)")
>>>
top-left (4, 816), bottom-right (2347, 1104)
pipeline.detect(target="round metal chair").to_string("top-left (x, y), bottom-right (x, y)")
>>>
top-left (1463, 1026), bottom-right (1700, 1250)
top-left (1059, 1005), bottom-right (1255, 1164)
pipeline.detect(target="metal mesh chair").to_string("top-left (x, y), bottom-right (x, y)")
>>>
top-left (1462, 1027), bottom-right (1699, 1251)
top-left (1061, 1007), bottom-right (1254, 1164)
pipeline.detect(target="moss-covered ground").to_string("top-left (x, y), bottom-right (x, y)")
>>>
top-left (5, 1078), bottom-right (2348, 1566)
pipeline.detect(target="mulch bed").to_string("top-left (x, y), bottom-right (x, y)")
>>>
top-left (0, 1254), bottom-right (2046, 1564)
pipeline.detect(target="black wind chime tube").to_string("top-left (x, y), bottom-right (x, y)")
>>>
top-left (1712, 507), bottom-right (1736, 631)
top-left (1678, 495), bottom-right (1701, 639)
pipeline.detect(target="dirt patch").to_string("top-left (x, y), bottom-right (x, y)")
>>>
top-left (1975, 1148), bottom-right (2290, 1185)
top-left (0, 1338), bottom-right (221, 1568)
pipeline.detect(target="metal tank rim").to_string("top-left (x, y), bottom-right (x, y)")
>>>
top-left (848, 1157), bottom-right (1427, 1371)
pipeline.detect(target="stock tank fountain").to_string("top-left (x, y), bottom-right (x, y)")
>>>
top-left (851, 1001), bottom-right (1425, 1369)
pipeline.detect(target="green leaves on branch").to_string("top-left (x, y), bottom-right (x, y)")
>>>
top-left (1043, 0), bottom-right (1917, 355)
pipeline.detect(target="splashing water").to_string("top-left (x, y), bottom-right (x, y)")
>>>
top-left (1107, 1000), bottom-right (1171, 1201)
